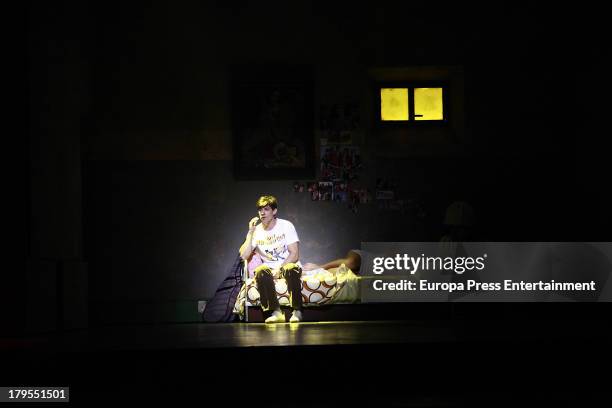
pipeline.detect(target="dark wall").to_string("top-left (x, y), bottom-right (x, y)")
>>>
top-left (28, 2), bottom-right (609, 327)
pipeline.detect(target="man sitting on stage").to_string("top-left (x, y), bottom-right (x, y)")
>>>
top-left (239, 195), bottom-right (303, 323)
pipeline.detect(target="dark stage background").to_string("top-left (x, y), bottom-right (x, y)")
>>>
top-left (21, 1), bottom-right (608, 332)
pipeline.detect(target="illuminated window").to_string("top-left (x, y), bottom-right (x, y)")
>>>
top-left (380, 88), bottom-right (409, 121)
top-left (379, 86), bottom-right (446, 122)
top-left (414, 88), bottom-right (443, 120)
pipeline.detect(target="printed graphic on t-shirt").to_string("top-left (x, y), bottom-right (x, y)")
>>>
top-left (255, 233), bottom-right (288, 262)
top-left (254, 233), bottom-right (287, 248)
top-left (263, 244), bottom-right (287, 263)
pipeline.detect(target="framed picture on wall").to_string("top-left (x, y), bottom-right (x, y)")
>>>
top-left (231, 65), bottom-right (314, 180)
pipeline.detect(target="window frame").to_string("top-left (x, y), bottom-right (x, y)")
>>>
top-left (376, 81), bottom-right (450, 126)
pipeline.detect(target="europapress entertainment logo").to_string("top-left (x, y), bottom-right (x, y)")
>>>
top-left (372, 253), bottom-right (487, 275)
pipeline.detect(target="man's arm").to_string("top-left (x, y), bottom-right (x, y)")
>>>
top-left (239, 217), bottom-right (259, 260)
top-left (280, 241), bottom-right (299, 267)
top-left (238, 233), bottom-right (254, 260)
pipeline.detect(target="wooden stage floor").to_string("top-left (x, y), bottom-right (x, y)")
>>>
top-left (4, 318), bottom-right (611, 351)
top-left (3, 319), bottom-right (612, 406)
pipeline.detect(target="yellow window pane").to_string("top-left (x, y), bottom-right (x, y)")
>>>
top-left (414, 88), bottom-right (443, 120)
top-left (380, 88), bottom-right (409, 121)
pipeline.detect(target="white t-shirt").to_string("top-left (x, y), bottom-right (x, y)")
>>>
top-left (252, 218), bottom-right (300, 270)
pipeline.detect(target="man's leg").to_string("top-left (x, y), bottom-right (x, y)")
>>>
top-left (280, 263), bottom-right (303, 311)
top-left (254, 265), bottom-right (279, 312)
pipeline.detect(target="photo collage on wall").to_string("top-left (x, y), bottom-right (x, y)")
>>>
top-left (292, 101), bottom-right (425, 216)
top-left (292, 101), bottom-right (372, 213)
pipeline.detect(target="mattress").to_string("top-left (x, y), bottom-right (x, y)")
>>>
top-left (233, 268), bottom-right (361, 319)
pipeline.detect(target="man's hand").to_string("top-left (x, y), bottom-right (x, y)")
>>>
top-left (302, 263), bottom-right (321, 271)
top-left (248, 217), bottom-right (259, 233)
top-left (271, 268), bottom-right (281, 279)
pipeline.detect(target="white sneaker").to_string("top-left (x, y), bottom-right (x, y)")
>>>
top-left (289, 310), bottom-right (303, 323)
top-left (265, 310), bottom-right (285, 323)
